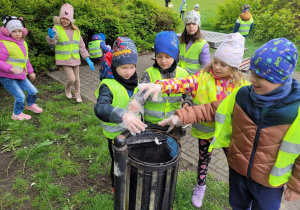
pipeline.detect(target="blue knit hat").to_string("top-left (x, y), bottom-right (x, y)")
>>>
top-left (154, 31), bottom-right (179, 60)
top-left (112, 37), bottom-right (138, 68)
top-left (250, 38), bottom-right (298, 83)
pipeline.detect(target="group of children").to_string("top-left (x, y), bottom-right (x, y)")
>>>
top-left (1, 3), bottom-right (300, 210)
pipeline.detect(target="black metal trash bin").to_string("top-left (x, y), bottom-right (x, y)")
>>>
top-left (113, 129), bottom-right (181, 210)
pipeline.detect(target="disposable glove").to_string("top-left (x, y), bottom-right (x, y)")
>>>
top-left (85, 57), bottom-right (95, 71)
top-left (139, 83), bottom-right (163, 102)
top-left (121, 112), bottom-right (147, 135)
top-left (158, 115), bottom-right (181, 133)
top-left (127, 99), bottom-right (143, 114)
top-left (48, 28), bottom-right (55, 39)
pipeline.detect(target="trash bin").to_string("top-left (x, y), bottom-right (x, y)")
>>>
top-left (113, 129), bottom-right (181, 210)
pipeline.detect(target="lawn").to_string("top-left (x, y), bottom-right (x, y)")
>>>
top-left (0, 76), bottom-right (230, 209)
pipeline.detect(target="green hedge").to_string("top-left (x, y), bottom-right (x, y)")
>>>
top-left (0, 0), bottom-right (181, 72)
top-left (213, 0), bottom-right (300, 44)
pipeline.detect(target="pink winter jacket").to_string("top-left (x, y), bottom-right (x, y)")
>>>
top-left (46, 25), bottom-right (89, 66)
top-left (0, 31), bottom-right (34, 80)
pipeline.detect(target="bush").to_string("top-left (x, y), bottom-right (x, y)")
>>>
top-left (213, 0), bottom-right (300, 44)
top-left (0, 0), bottom-right (181, 73)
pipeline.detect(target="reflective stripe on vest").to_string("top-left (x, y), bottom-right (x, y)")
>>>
top-left (144, 66), bottom-right (189, 124)
top-left (88, 40), bottom-right (103, 58)
top-left (238, 17), bottom-right (253, 36)
top-left (94, 79), bottom-right (138, 139)
top-left (181, 3), bottom-right (187, 11)
top-left (54, 25), bottom-right (80, 60)
top-left (178, 39), bottom-right (206, 75)
top-left (0, 40), bottom-right (28, 73)
top-left (269, 106), bottom-right (300, 186)
top-left (191, 71), bottom-right (217, 139)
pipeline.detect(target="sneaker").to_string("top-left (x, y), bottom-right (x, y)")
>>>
top-left (75, 93), bottom-right (82, 103)
top-left (11, 112), bottom-right (31, 120)
top-left (25, 104), bottom-right (43, 113)
top-left (65, 87), bottom-right (72, 99)
top-left (192, 185), bottom-right (206, 208)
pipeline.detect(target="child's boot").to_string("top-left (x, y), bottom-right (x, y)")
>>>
top-left (25, 104), bottom-right (43, 113)
top-left (65, 86), bottom-right (72, 99)
top-left (11, 112), bottom-right (31, 120)
top-left (192, 184), bottom-right (206, 208)
top-left (75, 93), bottom-right (82, 103)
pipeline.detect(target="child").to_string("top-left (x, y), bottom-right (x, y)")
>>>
top-left (46, 3), bottom-right (94, 103)
top-left (128, 31), bottom-right (191, 131)
top-left (179, 10), bottom-right (210, 75)
top-left (179, 0), bottom-right (187, 21)
top-left (88, 34), bottom-right (103, 63)
top-left (233, 4), bottom-right (254, 37)
top-left (0, 16), bottom-right (43, 120)
top-left (194, 4), bottom-right (200, 15)
top-left (140, 33), bottom-right (248, 208)
top-left (97, 33), bottom-right (114, 80)
top-left (160, 38), bottom-right (300, 209)
top-left (94, 37), bottom-right (147, 190)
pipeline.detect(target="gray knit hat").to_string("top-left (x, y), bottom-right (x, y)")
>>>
top-left (214, 33), bottom-right (245, 68)
top-left (112, 37), bottom-right (138, 68)
top-left (185, 10), bottom-right (201, 28)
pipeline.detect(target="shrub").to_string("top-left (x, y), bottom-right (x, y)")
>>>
top-left (0, 0), bottom-right (181, 73)
top-left (213, 0), bottom-right (300, 44)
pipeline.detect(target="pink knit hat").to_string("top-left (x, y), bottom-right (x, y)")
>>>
top-left (59, 4), bottom-right (74, 23)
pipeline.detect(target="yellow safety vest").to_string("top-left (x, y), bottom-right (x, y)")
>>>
top-left (238, 17), bottom-right (253, 36)
top-left (209, 86), bottom-right (300, 187)
top-left (181, 3), bottom-right (187, 11)
top-left (54, 25), bottom-right (80, 60)
top-left (178, 39), bottom-right (207, 75)
top-left (144, 66), bottom-right (189, 124)
top-left (0, 40), bottom-right (28, 74)
top-left (95, 79), bottom-right (138, 139)
top-left (196, 10), bottom-right (200, 16)
top-left (88, 40), bottom-right (103, 59)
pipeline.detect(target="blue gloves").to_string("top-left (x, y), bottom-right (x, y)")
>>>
top-left (48, 28), bottom-right (55, 39)
top-left (85, 57), bottom-right (95, 71)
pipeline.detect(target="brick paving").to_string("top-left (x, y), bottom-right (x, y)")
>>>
top-left (47, 52), bottom-right (300, 209)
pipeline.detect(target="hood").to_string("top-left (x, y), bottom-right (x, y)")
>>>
top-left (0, 30), bottom-right (24, 44)
top-left (182, 0), bottom-right (186, 4)
top-left (240, 12), bottom-right (252, 21)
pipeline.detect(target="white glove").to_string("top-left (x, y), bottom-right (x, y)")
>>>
top-left (139, 83), bottom-right (163, 102)
top-left (158, 115), bottom-right (181, 133)
top-left (121, 112), bottom-right (147, 135)
top-left (127, 99), bottom-right (143, 114)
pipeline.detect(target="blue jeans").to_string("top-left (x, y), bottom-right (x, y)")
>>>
top-left (0, 77), bottom-right (38, 115)
top-left (229, 167), bottom-right (284, 210)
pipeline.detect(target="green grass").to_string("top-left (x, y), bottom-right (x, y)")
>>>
top-left (0, 77), bottom-right (229, 209)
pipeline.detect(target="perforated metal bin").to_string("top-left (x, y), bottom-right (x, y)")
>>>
top-left (113, 129), bottom-right (181, 210)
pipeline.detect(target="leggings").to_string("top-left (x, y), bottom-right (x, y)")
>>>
top-left (107, 138), bottom-right (114, 188)
top-left (63, 66), bottom-right (80, 94)
top-left (197, 138), bottom-right (228, 186)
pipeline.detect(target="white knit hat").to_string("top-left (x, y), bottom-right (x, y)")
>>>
top-left (185, 10), bottom-right (201, 28)
top-left (214, 33), bottom-right (245, 68)
top-left (3, 16), bottom-right (23, 34)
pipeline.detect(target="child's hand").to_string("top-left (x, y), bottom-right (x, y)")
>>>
top-left (85, 57), bottom-right (95, 71)
top-left (284, 187), bottom-right (300, 201)
top-left (127, 99), bottom-right (143, 114)
top-left (29, 73), bottom-right (36, 81)
top-left (48, 28), bottom-right (55, 39)
top-left (158, 115), bottom-right (182, 133)
top-left (10, 67), bottom-right (23, 75)
top-left (121, 112), bottom-right (147, 135)
top-left (139, 83), bottom-right (163, 101)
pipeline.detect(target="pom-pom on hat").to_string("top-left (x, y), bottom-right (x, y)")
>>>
top-left (2, 16), bottom-right (23, 34)
top-left (250, 38), bottom-right (298, 83)
top-left (59, 4), bottom-right (74, 23)
top-left (112, 37), bottom-right (138, 68)
top-left (185, 10), bottom-right (201, 28)
top-left (214, 33), bottom-right (245, 68)
top-left (154, 31), bottom-right (179, 60)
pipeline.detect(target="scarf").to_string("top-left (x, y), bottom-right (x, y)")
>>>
top-left (111, 65), bottom-right (138, 91)
top-left (153, 60), bottom-right (177, 75)
top-left (250, 78), bottom-right (292, 107)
